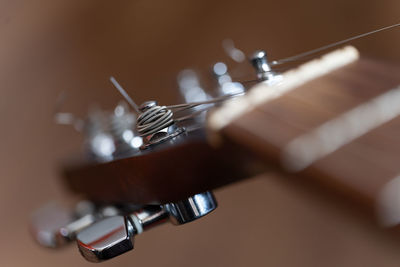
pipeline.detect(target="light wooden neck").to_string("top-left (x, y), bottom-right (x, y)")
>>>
top-left (208, 46), bottom-right (360, 133)
top-left (211, 47), bottom-right (400, 226)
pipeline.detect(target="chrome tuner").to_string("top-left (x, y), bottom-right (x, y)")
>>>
top-left (137, 100), bottom-right (184, 149)
top-left (212, 62), bottom-right (245, 96)
top-left (250, 50), bottom-right (274, 81)
top-left (30, 201), bottom-right (119, 248)
top-left (30, 201), bottom-right (96, 248)
top-left (76, 191), bottom-right (217, 262)
top-left (77, 216), bottom-right (136, 262)
top-left (250, 50), bottom-right (283, 84)
top-left (165, 191), bottom-right (217, 224)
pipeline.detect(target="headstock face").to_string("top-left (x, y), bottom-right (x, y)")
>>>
top-left (33, 21), bottom-right (400, 261)
top-left (61, 46), bottom-right (361, 206)
top-left (63, 117), bottom-right (264, 205)
top-left (58, 43), bottom-right (289, 205)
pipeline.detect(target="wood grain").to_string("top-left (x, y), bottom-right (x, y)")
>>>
top-left (221, 57), bottom-right (400, 222)
top-left (63, 131), bottom-right (263, 204)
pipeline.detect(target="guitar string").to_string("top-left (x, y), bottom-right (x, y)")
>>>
top-left (271, 22), bottom-right (400, 66)
top-left (112, 22), bottom-right (400, 120)
top-left (167, 92), bottom-right (242, 111)
top-left (177, 23), bottom-right (397, 95)
top-left (170, 93), bottom-right (245, 122)
top-left (110, 76), bottom-right (141, 114)
top-left (174, 107), bottom-right (210, 122)
top-left (110, 75), bottom-right (241, 119)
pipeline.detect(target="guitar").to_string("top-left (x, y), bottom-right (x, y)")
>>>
top-left (31, 44), bottom-right (400, 262)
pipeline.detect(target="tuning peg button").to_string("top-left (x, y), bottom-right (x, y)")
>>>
top-left (76, 192), bottom-right (217, 262)
top-left (250, 50), bottom-right (273, 81)
top-left (76, 215), bottom-right (136, 262)
top-left (165, 191), bottom-right (217, 225)
top-left (30, 202), bottom-right (97, 248)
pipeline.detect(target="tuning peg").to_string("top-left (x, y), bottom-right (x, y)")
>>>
top-left (177, 69), bottom-right (209, 104)
top-left (30, 201), bottom-right (121, 248)
top-left (77, 206), bottom-right (167, 262)
top-left (30, 202), bottom-right (97, 248)
top-left (212, 62), bottom-right (245, 96)
top-left (77, 216), bottom-right (136, 262)
top-left (250, 50), bottom-right (283, 84)
top-left (165, 191), bottom-right (217, 225)
top-left (250, 50), bottom-right (273, 81)
top-left (76, 192), bottom-right (217, 262)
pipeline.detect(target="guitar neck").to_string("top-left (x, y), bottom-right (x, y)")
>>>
top-left (210, 48), bottom-right (400, 226)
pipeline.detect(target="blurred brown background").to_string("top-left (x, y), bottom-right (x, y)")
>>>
top-left (1, 0), bottom-right (400, 266)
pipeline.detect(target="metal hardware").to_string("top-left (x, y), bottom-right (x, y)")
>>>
top-left (137, 101), bottom-right (185, 149)
top-left (110, 101), bottom-right (142, 154)
top-left (86, 102), bottom-right (141, 161)
top-left (30, 201), bottom-right (119, 248)
top-left (129, 205), bottom-right (169, 233)
top-left (250, 50), bottom-right (274, 81)
top-left (110, 76), bottom-right (140, 113)
top-left (177, 69), bottom-right (209, 104)
top-left (77, 191), bottom-right (217, 262)
top-left (30, 202), bottom-right (95, 248)
top-left (250, 50), bottom-right (283, 84)
top-left (137, 101), bottom-right (174, 137)
top-left (212, 62), bottom-right (245, 96)
top-left (222, 39), bottom-right (245, 63)
top-left (165, 191), bottom-right (217, 225)
top-left (77, 216), bottom-right (136, 262)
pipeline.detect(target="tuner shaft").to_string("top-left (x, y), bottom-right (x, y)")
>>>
top-left (76, 191), bottom-right (217, 262)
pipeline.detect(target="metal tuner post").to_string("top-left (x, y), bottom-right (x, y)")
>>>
top-left (76, 191), bottom-right (217, 262)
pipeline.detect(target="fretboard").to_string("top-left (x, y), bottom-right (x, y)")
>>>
top-left (211, 48), bottom-right (400, 227)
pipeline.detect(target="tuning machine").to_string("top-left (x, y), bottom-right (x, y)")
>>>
top-left (136, 100), bottom-right (185, 149)
top-left (30, 201), bottom-right (120, 248)
top-left (76, 191), bottom-right (217, 262)
top-left (85, 101), bottom-right (143, 161)
top-left (250, 50), bottom-right (283, 84)
top-left (212, 62), bottom-right (245, 96)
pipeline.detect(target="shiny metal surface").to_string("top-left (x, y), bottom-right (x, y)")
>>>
top-left (165, 191), bottom-right (218, 225)
top-left (30, 203), bottom-right (97, 248)
top-left (74, 200), bottom-right (96, 218)
top-left (130, 205), bottom-right (169, 233)
top-left (250, 50), bottom-right (284, 84)
top-left (77, 216), bottom-right (135, 262)
top-left (140, 125), bottom-right (185, 150)
top-left (222, 39), bottom-right (246, 63)
top-left (76, 207), bottom-right (168, 262)
top-left (30, 202), bottom-right (76, 248)
top-left (139, 100), bottom-right (158, 112)
top-left (30, 202), bottom-right (122, 248)
top-left (137, 101), bottom-right (174, 137)
top-left (110, 101), bottom-right (142, 156)
top-left (84, 102), bottom-right (140, 161)
top-left (137, 100), bottom-right (186, 149)
top-left (5, 1), bottom-right (400, 266)
top-left (76, 192), bottom-right (217, 262)
top-left (250, 50), bottom-right (273, 81)
top-left (212, 62), bottom-right (245, 96)
top-left (177, 69), bottom-right (210, 105)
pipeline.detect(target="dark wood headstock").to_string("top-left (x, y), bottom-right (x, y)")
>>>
top-left (63, 129), bottom-right (263, 204)
top-left (62, 47), bottom-right (400, 228)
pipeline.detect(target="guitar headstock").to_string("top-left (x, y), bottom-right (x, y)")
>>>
top-left (32, 38), bottom-right (400, 262)
top-left (62, 46), bottom-right (359, 204)
top-left (32, 43), bottom-right (280, 261)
